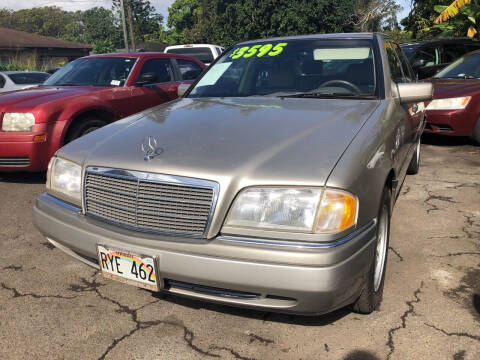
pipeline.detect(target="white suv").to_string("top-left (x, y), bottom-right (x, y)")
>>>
top-left (164, 44), bottom-right (224, 66)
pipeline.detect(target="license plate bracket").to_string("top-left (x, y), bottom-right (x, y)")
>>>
top-left (97, 245), bottom-right (160, 291)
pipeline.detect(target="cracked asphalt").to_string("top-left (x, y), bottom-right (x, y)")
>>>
top-left (0, 135), bottom-right (479, 360)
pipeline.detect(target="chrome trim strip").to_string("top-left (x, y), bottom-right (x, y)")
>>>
top-left (218, 220), bottom-right (376, 249)
top-left (83, 166), bottom-right (220, 239)
top-left (43, 193), bottom-right (82, 213)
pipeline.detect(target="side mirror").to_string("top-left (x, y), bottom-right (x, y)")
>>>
top-left (177, 83), bottom-right (190, 97)
top-left (412, 59), bottom-right (425, 68)
top-left (136, 72), bottom-right (157, 86)
top-left (397, 82), bottom-right (433, 104)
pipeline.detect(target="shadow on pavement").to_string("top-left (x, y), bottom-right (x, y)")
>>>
top-left (0, 171), bottom-right (46, 184)
top-left (151, 291), bottom-right (353, 326)
top-left (343, 350), bottom-right (381, 360)
top-left (421, 133), bottom-right (477, 147)
top-left (473, 294), bottom-right (480, 316)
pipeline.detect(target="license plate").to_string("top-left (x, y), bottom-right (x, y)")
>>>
top-left (97, 245), bottom-right (159, 291)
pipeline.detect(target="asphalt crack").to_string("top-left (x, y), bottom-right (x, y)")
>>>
top-left (424, 188), bottom-right (457, 213)
top-left (0, 282), bottom-right (76, 300)
top-left (71, 276), bottom-right (222, 360)
top-left (209, 345), bottom-right (256, 360)
top-left (388, 246), bottom-right (404, 261)
top-left (2, 265), bottom-right (23, 271)
top-left (246, 332), bottom-right (274, 345)
top-left (425, 323), bottom-right (480, 342)
top-left (386, 281), bottom-right (423, 359)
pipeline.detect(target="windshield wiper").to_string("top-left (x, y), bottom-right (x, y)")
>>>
top-left (277, 92), bottom-right (377, 100)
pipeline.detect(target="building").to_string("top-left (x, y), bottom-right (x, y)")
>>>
top-left (0, 27), bottom-right (92, 69)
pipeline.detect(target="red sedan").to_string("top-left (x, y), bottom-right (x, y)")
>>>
top-left (0, 52), bottom-right (205, 171)
top-left (425, 51), bottom-right (480, 144)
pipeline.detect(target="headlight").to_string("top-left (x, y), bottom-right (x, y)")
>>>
top-left (426, 96), bottom-right (471, 110)
top-left (2, 113), bottom-right (35, 131)
top-left (46, 157), bottom-right (82, 206)
top-left (225, 187), bottom-right (357, 234)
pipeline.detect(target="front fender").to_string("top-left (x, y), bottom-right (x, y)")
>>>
top-left (326, 100), bottom-right (400, 228)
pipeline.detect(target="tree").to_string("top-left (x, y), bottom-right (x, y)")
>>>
top-left (401, 0), bottom-right (452, 38)
top-left (166, 0), bottom-right (356, 46)
top-left (433, 0), bottom-right (480, 38)
top-left (82, 7), bottom-right (121, 50)
top-left (352, 0), bottom-right (402, 31)
top-left (112, 0), bottom-right (163, 44)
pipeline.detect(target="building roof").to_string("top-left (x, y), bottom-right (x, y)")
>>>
top-left (0, 27), bottom-right (92, 50)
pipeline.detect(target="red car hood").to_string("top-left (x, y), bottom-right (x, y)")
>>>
top-left (0, 86), bottom-right (109, 112)
top-left (430, 78), bottom-right (480, 99)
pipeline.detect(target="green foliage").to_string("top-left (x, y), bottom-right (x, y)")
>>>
top-left (112, 0), bottom-right (163, 45)
top-left (166, 0), bottom-right (357, 46)
top-left (401, 0), bottom-right (452, 38)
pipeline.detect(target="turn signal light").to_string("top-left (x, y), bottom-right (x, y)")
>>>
top-left (33, 134), bottom-right (47, 142)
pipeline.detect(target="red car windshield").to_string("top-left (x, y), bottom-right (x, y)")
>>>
top-left (43, 57), bottom-right (136, 87)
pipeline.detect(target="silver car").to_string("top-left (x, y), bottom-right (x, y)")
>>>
top-left (0, 71), bottom-right (50, 93)
top-left (33, 33), bottom-right (432, 315)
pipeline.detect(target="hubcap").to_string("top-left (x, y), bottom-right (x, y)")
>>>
top-left (374, 205), bottom-right (389, 292)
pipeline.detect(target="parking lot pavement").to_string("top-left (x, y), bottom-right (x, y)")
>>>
top-left (0, 136), bottom-right (479, 360)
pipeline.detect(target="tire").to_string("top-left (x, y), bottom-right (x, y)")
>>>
top-left (406, 138), bottom-right (421, 175)
top-left (65, 117), bottom-right (107, 143)
top-left (471, 119), bottom-right (480, 145)
top-left (353, 187), bottom-right (391, 314)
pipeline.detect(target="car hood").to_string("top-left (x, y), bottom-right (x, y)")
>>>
top-left (62, 97), bottom-right (379, 188)
top-left (430, 78), bottom-right (480, 99)
top-left (0, 85), bottom-right (109, 112)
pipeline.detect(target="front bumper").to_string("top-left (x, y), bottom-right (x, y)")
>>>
top-left (425, 110), bottom-right (477, 136)
top-left (0, 122), bottom-right (60, 171)
top-left (33, 193), bottom-right (377, 315)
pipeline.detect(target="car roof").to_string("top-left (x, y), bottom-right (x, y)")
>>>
top-left (1, 71), bottom-right (49, 75)
top-left (165, 44), bottom-right (221, 49)
top-left (400, 37), bottom-right (480, 46)
top-left (236, 32), bottom-right (376, 46)
top-left (86, 52), bottom-right (180, 59)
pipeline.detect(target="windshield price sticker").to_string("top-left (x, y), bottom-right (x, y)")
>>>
top-left (229, 43), bottom-right (288, 59)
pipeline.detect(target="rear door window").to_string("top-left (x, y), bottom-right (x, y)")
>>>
top-left (138, 59), bottom-right (174, 83)
top-left (412, 45), bottom-right (440, 67)
top-left (176, 59), bottom-right (203, 80)
top-left (0, 74), bottom-right (5, 88)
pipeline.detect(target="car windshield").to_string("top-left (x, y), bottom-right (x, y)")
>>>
top-left (43, 57), bottom-right (136, 87)
top-left (166, 47), bottom-right (214, 64)
top-left (435, 53), bottom-right (480, 79)
top-left (188, 39), bottom-right (377, 98)
top-left (8, 72), bottom-right (50, 84)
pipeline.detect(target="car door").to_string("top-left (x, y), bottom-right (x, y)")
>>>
top-left (129, 58), bottom-right (179, 114)
top-left (385, 41), bottom-right (415, 186)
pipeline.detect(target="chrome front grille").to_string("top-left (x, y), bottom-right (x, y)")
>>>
top-left (0, 157), bottom-right (30, 166)
top-left (84, 168), bottom-right (218, 237)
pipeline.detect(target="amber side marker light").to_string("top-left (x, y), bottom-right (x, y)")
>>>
top-left (33, 134), bottom-right (47, 142)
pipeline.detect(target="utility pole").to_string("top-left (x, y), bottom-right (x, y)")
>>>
top-left (119, 0), bottom-right (130, 52)
top-left (127, 3), bottom-right (136, 52)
